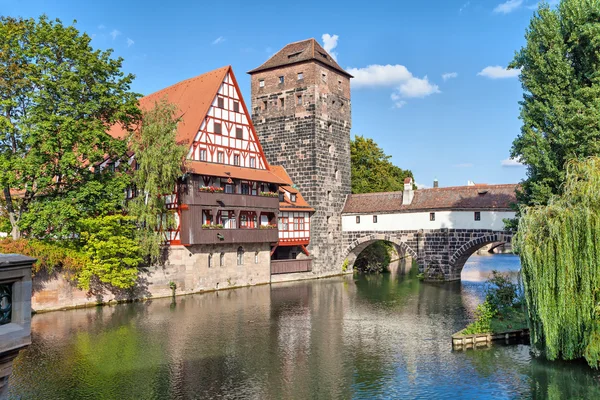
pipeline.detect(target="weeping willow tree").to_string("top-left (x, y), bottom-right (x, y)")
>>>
top-left (128, 99), bottom-right (188, 262)
top-left (517, 157), bottom-right (600, 367)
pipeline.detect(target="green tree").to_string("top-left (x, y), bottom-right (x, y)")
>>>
top-left (351, 135), bottom-right (415, 194)
top-left (510, 0), bottom-right (600, 206)
top-left (0, 16), bottom-right (139, 239)
top-left (127, 99), bottom-right (188, 262)
top-left (354, 241), bottom-right (393, 274)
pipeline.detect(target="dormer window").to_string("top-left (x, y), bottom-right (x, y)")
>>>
top-left (290, 194), bottom-right (296, 202)
top-left (288, 51), bottom-right (302, 59)
top-left (318, 51), bottom-right (328, 60)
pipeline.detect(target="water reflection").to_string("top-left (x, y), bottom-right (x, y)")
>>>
top-left (8, 255), bottom-right (600, 399)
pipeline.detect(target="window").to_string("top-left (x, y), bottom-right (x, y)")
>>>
top-left (263, 100), bottom-right (268, 110)
top-left (373, 215), bottom-right (378, 223)
top-left (338, 80), bottom-right (342, 89)
top-left (278, 217), bottom-right (288, 231)
top-left (220, 252), bottom-right (224, 267)
top-left (233, 101), bottom-right (240, 113)
top-left (214, 122), bottom-right (222, 134)
top-left (279, 98), bottom-right (284, 108)
top-left (202, 210), bottom-right (213, 225)
top-left (249, 157), bottom-right (256, 168)
top-left (294, 217), bottom-right (304, 231)
top-left (279, 76), bottom-right (284, 84)
top-left (474, 211), bottom-right (481, 221)
top-left (255, 252), bottom-right (259, 264)
top-left (259, 79), bottom-right (264, 88)
top-left (356, 216), bottom-right (360, 224)
top-left (241, 182), bottom-right (250, 195)
top-left (236, 127), bottom-right (243, 139)
top-left (219, 210), bottom-right (237, 229)
top-left (199, 149), bottom-right (207, 161)
top-left (225, 184), bottom-right (234, 194)
top-left (321, 73), bottom-right (327, 82)
top-left (279, 192), bottom-right (284, 202)
top-left (297, 95), bottom-right (302, 105)
top-left (217, 151), bottom-right (224, 163)
top-left (217, 97), bottom-right (224, 108)
top-left (298, 72), bottom-right (304, 80)
top-left (291, 252), bottom-right (297, 259)
top-left (237, 247), bottom-right (244, 265)
top-left (208, 253), bottom-right (212, 268)
top-left (430, 212), bottom-right (435, 221)
top-left (290, 194), bottom-right (296, 202)
top-left (233, 154), bottom-right (240, 166)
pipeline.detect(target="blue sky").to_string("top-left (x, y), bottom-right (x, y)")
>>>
top-left (1, 0), bottom-right (554, 188)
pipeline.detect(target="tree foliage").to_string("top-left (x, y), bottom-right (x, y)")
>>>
top-left (0, 15), bottom-right (139, 239)
top-left (516, 157), bottom-right (600, 367)
top-left (127, 99), bottom-right (188, 262)
top-left (354, 241), bottom-right (393, 274)
top-left (510, 0), bottom-right (600, 206)
top-left (351, 135), bottom-right (415, 194)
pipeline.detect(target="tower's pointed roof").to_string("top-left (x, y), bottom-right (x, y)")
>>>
top-left (247, 38), bottom-right (353, 78)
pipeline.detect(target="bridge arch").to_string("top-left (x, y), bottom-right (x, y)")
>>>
top-left (448, 233), bottom-right (512, 278)
top-left (342, 234), bottom-right (418, 271)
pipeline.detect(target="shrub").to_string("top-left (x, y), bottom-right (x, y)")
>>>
top-left (463, 301), bottom-right (496, 335)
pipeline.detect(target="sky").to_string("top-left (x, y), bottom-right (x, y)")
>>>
top-left (1, 0), bottom-right (556, 188)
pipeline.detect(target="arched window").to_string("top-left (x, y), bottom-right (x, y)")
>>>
top-left (237, 247), bottom-right (244, 265)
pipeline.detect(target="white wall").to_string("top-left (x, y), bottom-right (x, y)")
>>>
top-left (342, 210), bottom-right (516, 232)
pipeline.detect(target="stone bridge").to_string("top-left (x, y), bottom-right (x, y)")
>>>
top-left (342, 229), bottom-right (513, 281)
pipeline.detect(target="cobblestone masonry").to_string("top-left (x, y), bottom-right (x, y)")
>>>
top-left (342, 229), bottom-right (513, 280)
top-left (251, 62), bottom-right (352, 276)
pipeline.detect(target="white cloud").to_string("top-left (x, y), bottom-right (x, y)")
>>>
top-left (110, 29), bottom-right (121, 40)
top-left (397, 76), bottom-right (440, 98)
top-left (98, 24), bottom-right (105, 30)
top-left (478, 65), bottom-right (521, 79)
top-left (501, 158), bottom-right (524, 167)
top-left (442, 72), bottom-right (458, 81)
top-left (415, 182), bottom-right (430, 189)
top-left (455, 163), bottom-right (474, 168)
top-left (390, 93), bottom-right (407, 109)
top-left (347, 64), bottom-right (412, 87)
top-left (322, 33), bottom-right (339, 61)
top-left (494, 0), bottom-right (523, 14)
top-left (127, 38), bottom-right (135, 47)
top-left (348, 64), bottom-right (440, 107)
top-left (212, 36), bottom-right (225, 45)
top-left (459, 1), bottom-right (470, 13)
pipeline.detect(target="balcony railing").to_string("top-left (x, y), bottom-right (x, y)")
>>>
top-left (181, 227), bottom-right (279, 245)
top-left (182, 191), bottom-right (279, 210)
top-left (271, 258), bottom-right (313, 275)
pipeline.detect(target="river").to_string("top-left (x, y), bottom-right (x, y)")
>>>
top-left (8, 254), bottom-right (600, 399)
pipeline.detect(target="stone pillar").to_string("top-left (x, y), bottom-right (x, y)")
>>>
top-left (0, 254), bottom-right (35, 399)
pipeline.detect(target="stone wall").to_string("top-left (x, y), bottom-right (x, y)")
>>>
top-left (31, 244), bottom-right (271, 312)
top-left (251, 62), bottom-right (352, 277)
top-left (342, 229), bottom-right (513, 281)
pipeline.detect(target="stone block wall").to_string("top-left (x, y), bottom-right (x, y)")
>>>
top-left (251, 63), bottom-right (352, 277)
top-left (31, 244), bottom-right (272, 312)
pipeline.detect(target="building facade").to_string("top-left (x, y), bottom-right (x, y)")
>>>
top-left (248, 39), bottom-right (353, 276)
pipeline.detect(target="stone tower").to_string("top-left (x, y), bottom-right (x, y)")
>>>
top-left (248, 39), bottom-right (352, 276)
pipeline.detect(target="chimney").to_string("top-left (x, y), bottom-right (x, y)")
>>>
top-left (433, 178), bottom-right (439, 188)
top-left (403, 177), bottom-right (414, 205)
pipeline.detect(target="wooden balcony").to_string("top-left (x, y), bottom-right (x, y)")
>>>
top-left (180, 227), bottom-right (278, 246)
top-left (271, 258), bottom-right (313, 275)
top-left (182, 189), bottom-right (279, 211)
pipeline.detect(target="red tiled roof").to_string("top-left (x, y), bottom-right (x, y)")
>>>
top-left (247, 39), bottom-right (353, 78)
top-left (342, 184), bottom-right (518, 214)
top-left (187, 161), bottom-right (287, 185)
top-left (270, 165), bottom-right (315, 212)
top-left (108, 66), bottom-right (230, 146)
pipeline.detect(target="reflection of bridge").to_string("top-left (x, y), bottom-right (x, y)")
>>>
top-left (341, 179), bottom-right (517, 281)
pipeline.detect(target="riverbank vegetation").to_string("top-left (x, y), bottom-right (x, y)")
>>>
top-left (517, 158), bottom-right (600, 368)
top-left (461, 271), bottom-right (527, 335)
top-left (0, 16), bottom-right (186, 291)
top-left (353, 241), bottom-right (394, 274)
